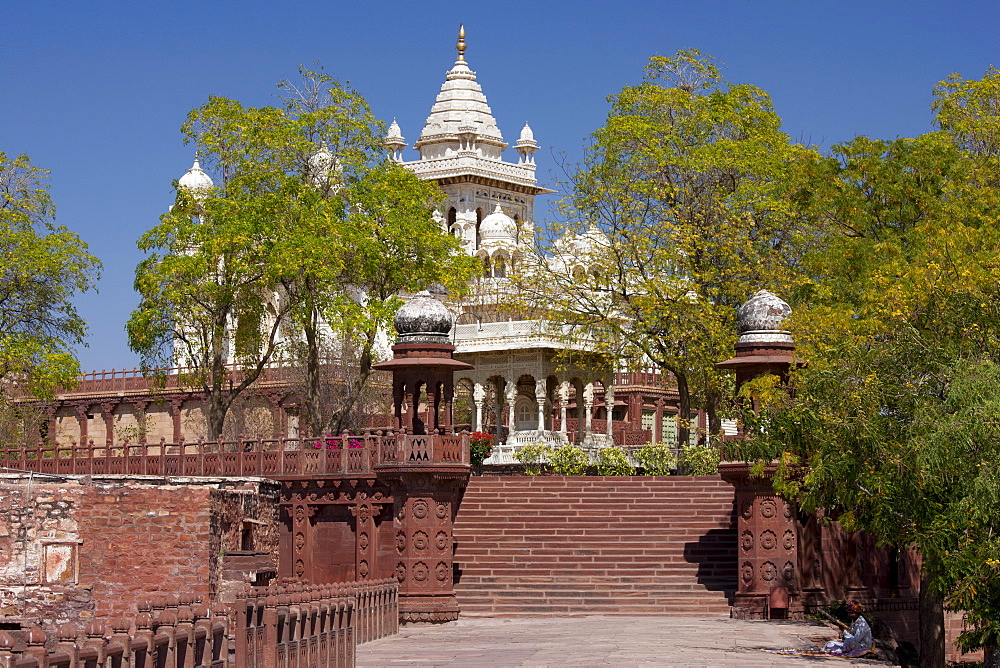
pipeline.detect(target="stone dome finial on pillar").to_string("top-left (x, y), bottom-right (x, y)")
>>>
top-left (716, 289), bottom-right (799, 393)
top-left (393, 290), bottom-right (455, 344)
top-left (515, 122), bottom-right (539, 165)
top-left (385, 119), bottom-right (406, 161)
top-left (736, 290), bottom-right (793, 346)
top-left (374, 292), bottom-right (473, 436)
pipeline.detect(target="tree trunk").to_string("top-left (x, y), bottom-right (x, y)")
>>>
top-left (705, 385), bottom-right (722, 439)
top-left (206, 381), bottom-right (229, 442)
top-left (984, 645), bottom-right (1000, 668)
top-left (303, 310), bottom-right (323, 439)
top-left (676, 372), bottom-right (691, 447)
top-left (328, 331), bottom-right (375, 434)
top-left (918, 576), bottom-right (945, 668)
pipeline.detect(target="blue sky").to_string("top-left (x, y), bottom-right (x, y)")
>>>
top-left (3, 1), bottom-right (998, 371)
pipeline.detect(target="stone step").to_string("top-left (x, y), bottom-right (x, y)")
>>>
top-left (452, 476), bottom-right (737, 617)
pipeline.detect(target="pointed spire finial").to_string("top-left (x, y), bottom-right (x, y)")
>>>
top-left (457, 25), bottom-right (466, 62)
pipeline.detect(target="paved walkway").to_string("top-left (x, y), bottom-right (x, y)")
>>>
top-left (357, 616), bottom-right (888, 667)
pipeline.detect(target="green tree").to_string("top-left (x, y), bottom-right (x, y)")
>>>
top-left (266, 70), bottom-right (476, 437)
top-left (129, 69), bottom-right (475, 440)
top-left (516, 50), bottom-right (816, 445)
top-left (0, 152), bottom-right (101, 401)
top-left (744, 68), bottom-right (1000, 664)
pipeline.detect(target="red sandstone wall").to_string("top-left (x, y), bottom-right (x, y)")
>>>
top-left (0, 476), bottom-right (95, 625)
top-left (0, 474), bottom-right (279, 627)
top-left (76, 483), bottom-right (215, 618)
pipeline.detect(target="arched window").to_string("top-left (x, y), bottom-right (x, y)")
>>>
top-left (515, 398), bottom-right (535, 431)
top-left (447, 207), bottom-right (458, 235)
top-left (493, 257), bottom-right (506, 278)
top-left (482, 257), bottom-right (491, 278)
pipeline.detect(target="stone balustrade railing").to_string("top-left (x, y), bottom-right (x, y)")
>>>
top-left (0, 432), bottom-right (470, 478)
top-left (236, 579), bottom-right (398, 668)
top-left (0, 594), bottom-right (228, 668)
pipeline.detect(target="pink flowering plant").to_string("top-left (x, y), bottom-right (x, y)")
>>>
top-left (469, 431), bottom-right (494, 468)
top-left (312, 436), bottom-right (365, 450)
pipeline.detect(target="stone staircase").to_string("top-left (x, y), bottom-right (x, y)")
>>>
top-left (452, 476), bottom-right (737, 616)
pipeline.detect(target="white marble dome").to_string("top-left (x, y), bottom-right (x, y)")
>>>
top-left (736, 290), bottom-right (793, 345)
top-left (574, 226), bottom-right (609, 255)
top-left (178, 159), bottom-right (213, 198)
top-left (479, 204), bottom-right (517, 245)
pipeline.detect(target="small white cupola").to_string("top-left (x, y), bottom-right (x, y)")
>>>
top-left (515, 122), bottom-right (539, 165)
top-left (385, 119), bottom-right (406, 162)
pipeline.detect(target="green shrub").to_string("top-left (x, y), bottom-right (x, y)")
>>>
top-left (682, 443), bottom-right (721, 475)
top-left (635, 442), bottom-right (677, 475)
top-left (596, 446), bottom-right (635, 475)
top-left (515, 441), bottom-right (551, 476)
top-left (549, 443), bottom-right (589, 476)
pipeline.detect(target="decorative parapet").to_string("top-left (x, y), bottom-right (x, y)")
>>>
top-left (376, 433), bottom-right (470, 468)
top-left (404, 156), bottom-right (553, 193)
top-left (0, 431), bottom-right (470, 479)
top-left (453, 320), bottom-right (591, 353)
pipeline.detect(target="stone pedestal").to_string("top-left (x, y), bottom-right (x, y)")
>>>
top-left (379, 468), bottom-right (469, 623)
top-left (720, 464), bottom-right (801, 619)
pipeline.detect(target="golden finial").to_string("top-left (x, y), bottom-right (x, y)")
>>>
top-left (457, 25), bottom-right (466, 62)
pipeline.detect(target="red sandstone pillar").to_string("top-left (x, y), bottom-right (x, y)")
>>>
top-left (169, 399), bottom-right (183, 443)
top-left (720, 465), bottom-right (801, 619)
top-left (100, 402), bottom-right (116, 447)
top-left (380, 471), bottom-right (467, 623)
top-left (716, 290), bottom-right (801, 619)
top-left (75, 404), bottom-right (90, 445)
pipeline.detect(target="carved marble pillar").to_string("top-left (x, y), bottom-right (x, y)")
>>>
top-left (534, 379), bottom-right (547, 432)
top-left (582, 383), bottom-right (594, 438)
top-left (558, 382), bottom-right (570, 437)
top-left (604, 380), bottom-right (615, 440)
top-left (505, 381), bottom-right (516, 439)
top-left (492, 379), bottom-right (503, 436)
top-left (472, 382), bottom-right (485, 432)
